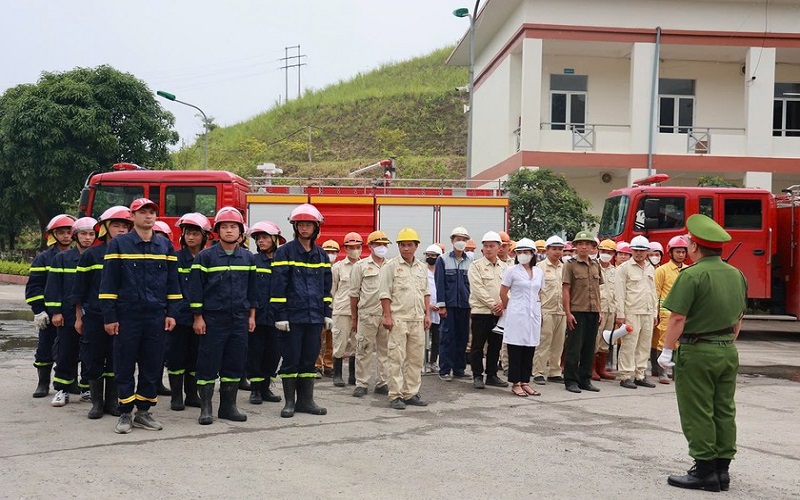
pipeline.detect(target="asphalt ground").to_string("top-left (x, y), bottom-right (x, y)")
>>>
top-left (1, 283), bottom-right (798, 499)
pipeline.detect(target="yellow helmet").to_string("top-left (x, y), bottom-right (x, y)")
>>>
top-left (321, 239), bottom-right (340, 252)
top-left (599, 239), bottom-right (617, 251)
top-left (396, 227), bottom-right (420, 243)
top-left (367, 230), bottom-right (391, 245)
top-left (535, 239), bottom-right (546, 251)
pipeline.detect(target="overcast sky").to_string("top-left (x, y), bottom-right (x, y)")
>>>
top-left (1, 0), bottom-right (471, 147)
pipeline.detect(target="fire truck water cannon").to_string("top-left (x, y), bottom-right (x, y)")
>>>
top-left (348, 158), bottom-right (397, 183)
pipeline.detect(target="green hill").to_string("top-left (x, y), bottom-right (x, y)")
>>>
top-left (172, 47), bottom-right (469, 181)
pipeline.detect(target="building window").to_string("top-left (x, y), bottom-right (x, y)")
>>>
top-left (773, 83), bottom-right (800, 137)
top-left (550, 75), bottom-right (587, 131)
top-left (724, 199), bottom-right (762, 229)
top-left (659, 78), bottom-right (695, 133)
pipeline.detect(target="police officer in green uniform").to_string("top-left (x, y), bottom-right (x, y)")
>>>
top-left (659, 214), bottom-right (747, 492)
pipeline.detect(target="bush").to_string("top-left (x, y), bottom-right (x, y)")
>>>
top-left (0, 260), bottom-right (30, 276)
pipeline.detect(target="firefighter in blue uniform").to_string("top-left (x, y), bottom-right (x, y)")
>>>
top-left (100, 198), bottom-right (181, 434)
top-left (26, 214), bottom-right (76, 398)
top-left (246, 220), bottom-right (285, 405)
top-left (166, 212), bottom-right (211, 411)
top-left (270, 203), bottom-right (332, 418)
top-left (74, 206), bottom-right (132, 419)
top-left (45, 217), bottom-right (96, 407)
top-left (188, 207), bottom-right (257, 425)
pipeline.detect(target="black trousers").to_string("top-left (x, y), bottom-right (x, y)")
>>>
top-left (564, 311), bottom-right (599, 385)
top-left (507, 344), bottom-right (535, 384)
top-left (470, 314), bottom-right (503, 377)
top-left (427, 323), bottom-right (439, 364)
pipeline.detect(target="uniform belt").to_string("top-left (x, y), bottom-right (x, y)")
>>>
top-left (679, 328), bottom-right (734, 345)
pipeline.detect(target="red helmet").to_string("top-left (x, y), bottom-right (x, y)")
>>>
top-left (249, 221), bottom-right (286, 244)
top-left (46, 214), bottom-right (77, 232)
top-left (616, 241), bottom-right (632, 255)
top-left (98, 206), bottom-right (132, 224)
top-left (564, 241), bottom-right (574, 252)
top-left (214, 206), bottom-right (245, 232)
top-left (72, 217), bottom-right (98, 233)
top-left (289, 203), bottom-right (324, 224)
top-left (130, 198), bottom-right (158, 212)
top-left (176, 212), bottom-right (212, 233)
top-left (667, 235), bottom-right (689, 252)
top-left (343, 232), bottom-right (363, 246)
top-left (153, 221), bottom-right (172, 236)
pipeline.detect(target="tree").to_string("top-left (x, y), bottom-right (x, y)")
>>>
top-left (504, 168), bottom-right (599, 241)
top-left (697, 175), bottom-right (738, 188)
top-left (0, 65), bottom-right (179, 241)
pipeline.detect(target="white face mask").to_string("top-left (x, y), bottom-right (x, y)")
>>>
top-left (649, 256), bottom-right (661, 266)
top-left (599, 253), bottom-right (614, 263)
top-left (465, 251), bottom-right (475, 259)
top-left (453, 241), bottom-right (467, 252)
top-left (561, 255), bottom-right (572, 263)
top-left (372, 245), bottom-right (388, 258)
top-left (347, 249), bottom-right (361, 260)
top-left (517, 253), bottom-right (532, 265)
top-left (327, 253), bottom-right (338, 262)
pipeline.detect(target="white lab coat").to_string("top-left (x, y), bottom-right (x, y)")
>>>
top-left (501, 264), bottom-right (544, 347)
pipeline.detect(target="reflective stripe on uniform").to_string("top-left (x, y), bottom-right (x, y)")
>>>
top-left (279, 373), bottom-right (298, 378)
top-left (118, 394), bottom-right (136, 404)
top-left (271, 260), bottom-right (331, 269)
top-left (53, 376), bottom-right (75, 385)
top-left (135, 394), bottom-right (158, 403)
top-left (323, 297), bottom-right (333, 303)
top-left (98, 294), bottom-right (118, 300)
top-left (104, 253), bottom-right (177, 261)
top-left (189, 302), bottom-right (203, 308)
top-left (26, 295), bottom-right (44, 303)
top-left (167, 369), bottom-right (186, 375)
top-left (48, 268), bottom-right (77, 273)
top-left (29, 266), bottom-right (49, 272)
top-left (44, 301), bottom-right (61, 307)
top-left (220, 377), bottom-right (241, 383)
top-left (167, 294), bottom-right (183, 300)
top-left (270, 297), bottom-right (287, 303)
top-left (178, 267), bottom-right (191, 274)
top-left (76, 264), bottom-right (103, 272)
top-left (298, 372), bottom-right (317, 378)
top-left (191, 264), bottom-right (257, 273)
top-left (256, 268), bottom-right (272, 274)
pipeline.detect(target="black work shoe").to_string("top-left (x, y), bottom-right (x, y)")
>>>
top-left (565, 383), bottom-right (582, 394)
top-left (473, 376), bottom-right (485, 389)
top-left (634, 377), bottom-right (656, 388)
top-left (532, 376), bottom-right (546, 386)
top-left (390, 398), bottom-right (406, 410)
top-left (453, 372), bottom-right (471, 379)
top-left (578, 382), bottom-right (600, 392)
top-left (403, 394), bottom-right (428, 406)
top-left (374, 384), bottom-right (389, 395)
top-left (620, 378), bottom-right (638, 389)
top-left (546, 376), bottom-right (564, 383)
top-left (716, 458), bottom-right (731, 491)
top-left (485, 374), bottom-right (509, 387)
top-left (352, 387), bottom-right (368, 398)
top-left (667, 462), bottom-right (721, 492)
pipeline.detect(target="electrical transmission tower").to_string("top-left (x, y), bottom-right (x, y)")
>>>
top-left (279, 45), bottom-right (307, 103)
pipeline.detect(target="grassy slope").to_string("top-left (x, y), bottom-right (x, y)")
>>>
top-left (172, 47), bottom-right (468, 181)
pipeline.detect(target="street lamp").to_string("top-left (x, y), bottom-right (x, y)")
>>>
top-left (454, 2), bottom-right (479, 180)
top-left (157, 90), bottom-right (209, 170)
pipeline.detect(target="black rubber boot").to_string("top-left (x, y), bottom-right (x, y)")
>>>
top-left (295, 377), bottom-right (327, 415)
top-left (716, 458), bottom-right (731, 491)
top-left (650, 348), bottom-right (661, 377)
top-left (157, 366), bottom-right (171, 396)
top-left (262, 380), bottom-right (281, 402)
top-left (87, 379), bottom-right (104, 419)
top-left (238, 378), bottom-right (251, 391)
top-left (218, 382), bottom-right (247, 421)
top-left (668, 460), bottom-right (721, 492)
top-left (198, 383), bottom-right (214, 425)
top-left (104, 377), bottom-right (121, 416)
top-left (280, 378), bottom-right (296, 418)
top-left (347, 355), bottom-right (356, 385)
top-left (32, 365), bottom-right (51, 398)
top-left (332, 358), bottom-right (345, 387)
top-left (249, 381), bottom-right (263, 405)
top-left (169, 374), bottom-right (185, 411)
top-left (184, 373), bottom-right (201, 408)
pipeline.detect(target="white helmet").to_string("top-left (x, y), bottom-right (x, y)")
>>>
top-left (481, 231), bottom-right (502, 243)
top-left (630, 235), bottom-right (651, 250)
top-left (515, 238), bottom-right (536, 251)
top-left (424, 244), bottom-right (443, 256)
top-left (450, 226), bottom-right (470, 239)
top-left (545, 235), bottom-right (565, 248)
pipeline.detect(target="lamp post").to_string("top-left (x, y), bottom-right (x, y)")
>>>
top-left (454, 2), bottom-right (479, 180)
top-left (157, 90), bottom-right (209, 170)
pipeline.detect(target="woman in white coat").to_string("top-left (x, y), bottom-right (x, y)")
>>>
top-left (499, 238), bottom-right (544, 397)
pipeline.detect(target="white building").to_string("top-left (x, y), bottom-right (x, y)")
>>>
top-left (448, 0), bottom-right (800, 213)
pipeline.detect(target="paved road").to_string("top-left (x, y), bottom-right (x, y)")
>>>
top-left (1, 283), bottom-right (799, 498)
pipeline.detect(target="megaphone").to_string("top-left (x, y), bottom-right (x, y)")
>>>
top-left (602, 323), bottom-right (634, 345)
top-left (492, 314), bottom-right (506, 334)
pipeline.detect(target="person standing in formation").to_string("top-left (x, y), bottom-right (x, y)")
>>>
top-left (593, 239), bottom-right (618, 381)
top-left (435, 227), bottom-right (472, 381)
top-left (532, 236), bottom-right (567, 386)
top-left (330, 232), bottom-right (363, 387)
top-left (424, 244), bottom-right (443, 373)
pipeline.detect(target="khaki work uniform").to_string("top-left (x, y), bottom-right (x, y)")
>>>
top-left (595, 263), bottom-right (617, 353)
top-left (379, 256), bottom-right (429, 401)
top-left (350, 256), bottom-right (389, 389)
top-left (614, 260), bottom-right (657, 380)
top-left (532, 258), bottom-right (566, 378)
top-left (331, 258), bottom-right (357, 358)
top-left (654, 260), bottom-right (681, 351)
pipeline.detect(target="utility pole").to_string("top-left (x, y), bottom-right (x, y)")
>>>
top-left (279, 45), bottom-right (307, 101)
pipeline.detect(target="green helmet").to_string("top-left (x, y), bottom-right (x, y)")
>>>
top-left (572, 230), bottom-right (597, 245)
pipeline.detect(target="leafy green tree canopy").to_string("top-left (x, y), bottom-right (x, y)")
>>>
top-left (0, 65), bottom-right (178, 237)
top-left (504, 168), bottom-right (599, 241)
top-left (697, 175), bottom-right (738, 188)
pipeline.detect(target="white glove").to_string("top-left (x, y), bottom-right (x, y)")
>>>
top-left (34, 311), bottom-right (50, 330)
top-left (275, 321), bottom-right (290, 332)
top-left (658, 348), bottom-right (675, 370)
top-left (324, 317), bottom-right (333, 330)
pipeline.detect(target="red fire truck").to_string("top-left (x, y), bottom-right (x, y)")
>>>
top-left (598, 174), bottom-right (800, 318)
top-left (79, 162), bottom-right (509, 259)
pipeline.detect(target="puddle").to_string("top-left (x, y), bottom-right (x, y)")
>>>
top-left (0, 333), bottom-right (37, 351)
top-left (739, 365), bottom-right (800, 383)
top-left (0, 310), bottom-right (32, 321)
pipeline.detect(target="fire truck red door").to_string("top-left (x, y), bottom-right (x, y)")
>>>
top-left (718, 194), bottom-right (770, 299)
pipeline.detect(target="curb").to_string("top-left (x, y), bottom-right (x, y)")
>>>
top-left (0, 274), bottom-right (28, 285)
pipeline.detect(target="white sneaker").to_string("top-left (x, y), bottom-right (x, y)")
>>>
top-left (80, 390), bottom-right (91, 402)
top-left (51, 390), bottom-right (69, 407)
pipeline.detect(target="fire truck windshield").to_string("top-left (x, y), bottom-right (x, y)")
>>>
top-left (91, 185), bottom-right (144, 219)
top-left (599, 195), bottom-right (629, 238)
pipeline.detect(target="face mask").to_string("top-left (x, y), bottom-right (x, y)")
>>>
top-left (599, 253), bottom-right (613, 263)
top-left (347, 249), bottom-right (361, 260)
top-left (453, 241), bottom-right (467, 252)
top-left (561, 255), bottom-right (572, 263)
top-left (425, 257), bottom-right (438, 266)
top-left (465, 251), bottom-right (475, 259)
top-left (649, 256), bottom-right (661, 266)
top-left (517, 253), bottom-right (532, 265)
top-left (327, 253), bottom-right (337, 262)
top-left (589, 253), bottom-right (598, 260)
top-left (372, 245), bottom-right (388, 258)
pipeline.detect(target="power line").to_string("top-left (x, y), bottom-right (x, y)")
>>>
top-left (279, 45), bottom-right (307, 103)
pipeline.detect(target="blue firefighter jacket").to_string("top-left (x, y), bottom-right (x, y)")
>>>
top-left (25, 246), bottom-right (62, 315)
top-left (73, 242), bottom-right (108, 316)
top-left (174, 247), bottom-right (196, 326)
top-left (44, 247), bottom-right (81, 326)
top-left (434, 250), bottom-right (472, 309)
top-left (269, 239), bottom-right (332, 324)
top-left (254, 251), bottom-right (274, 326)
top-left (187, 244), bottom-right (257, 315)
